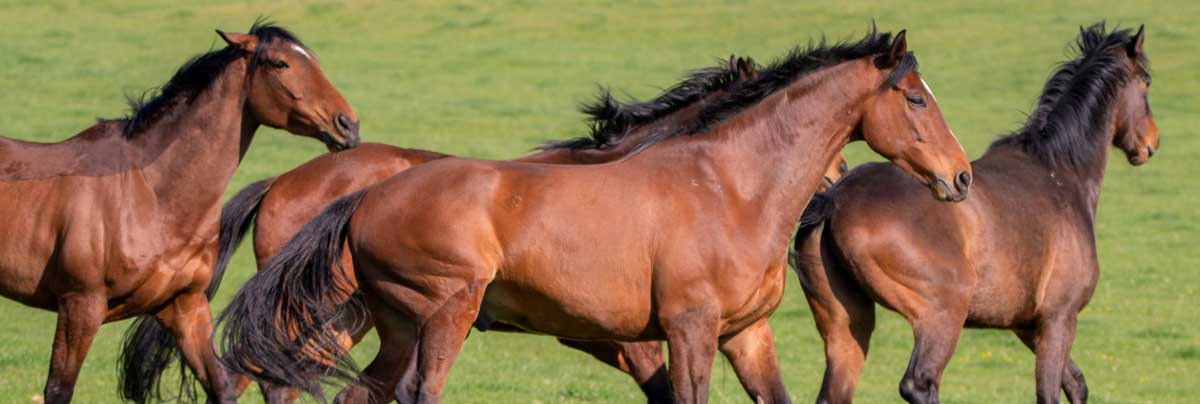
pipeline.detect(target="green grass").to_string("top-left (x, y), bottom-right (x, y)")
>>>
top-left (0, 1), bottom-right (1197, 402)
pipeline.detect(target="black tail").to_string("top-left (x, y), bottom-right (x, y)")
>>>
top-left (117, 178), bottom-right (275, 403)
top-left (798, 193), bottom-right (835, 234)
top-left (218, 190), bottom-right (371, 401)
top-left (118, 316), bottom-right (197, 403)
top-left (789, 193), bottom-right (836, 269)
top-left (210, 177), bottom-right (275, 298)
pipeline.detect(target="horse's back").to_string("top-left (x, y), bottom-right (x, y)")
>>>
top-left (351, 156), bottom-right (506, 263)
top-left (0, 122), bottom-right (135, 181)
top-left (255, 143), bottom-right (447, 261)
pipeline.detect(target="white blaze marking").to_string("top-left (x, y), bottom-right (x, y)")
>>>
top-left (920, 78), bottom-right (959, 142)
top-left (291, 44), bottom-right (313, 60)
top-left (920, 78), bottom-right (936, 101)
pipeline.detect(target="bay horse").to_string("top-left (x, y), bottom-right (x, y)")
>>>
top-left (792, 24), bottom-right (1156, 404)
top-left (0, 22), bottom-right (359, 403)
top-left (222, 28), bottom-right (973, 403)
top-left (218, 56), bottom-right (808, 403)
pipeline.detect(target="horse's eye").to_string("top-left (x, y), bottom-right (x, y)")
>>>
top-left (906, 93), bottom-right (927, 108)
top-left (271, 59), bottom-right (289, 69)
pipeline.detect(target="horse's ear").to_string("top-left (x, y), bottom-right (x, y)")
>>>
top-left (876, 29), bottom-right (907, 69)
top-left (216, 29), bottom-right (257, 52)
top-left (1127, 25), bottom-right (1145, 59)
top-left (736, 57), bottom-right (758, 79)
top-left (728, 54), bottom-right (738, 71)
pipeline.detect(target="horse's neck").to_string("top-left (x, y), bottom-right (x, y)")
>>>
top-left (136, 61), bottom-right (253, 225)
top-left (632, 62), bottom-right (867, 242)
top-left (1073, 125), bottom-right (1115, 219)
top-left (996, 112), bottom-right (1117, 220)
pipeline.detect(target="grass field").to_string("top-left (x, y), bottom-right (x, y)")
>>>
top-left (0, 1), bottom-right (1197, 402)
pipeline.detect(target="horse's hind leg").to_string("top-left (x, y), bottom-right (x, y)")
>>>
top-left (43, 293), bottom-right (105, 404)
top-left (335, 299), bottom-right (419, 404)
top-left (794, 224), bottom-right (875, 404)
top-left (154, 291), bottom-right (235, 403)
top-left (719, 319), bottom-right (791, 404)
top-left (389, 278), bottom-right (490, 403)
top-left (1014, 328), bottom-right (1088, 404)
top-left (555, 339), bottom-right (671, 404)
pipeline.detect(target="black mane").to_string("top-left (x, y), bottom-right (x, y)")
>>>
top-left (539, 61), bottom-right (741, 151)
top-left (115, 20), bottom-right (307, 136)
top-left (616, 27), bottom-right (913, 154)
top-left (690, 27), bottom-right (912, 136)
top-left (988, 22), bottom-right (1148, 169)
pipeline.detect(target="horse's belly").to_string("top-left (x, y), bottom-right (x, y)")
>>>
top-left (482, 270), bottom-right (655, 340)
top-left (965, 263), bottom-right (1038, 328)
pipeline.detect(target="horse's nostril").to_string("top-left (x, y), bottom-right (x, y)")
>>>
top-left (955, 171), bottom-right (972, 191)
top-left (335, 113), bottom-right (357, 136)
top-left (838, 160), bottom-right (848, 174)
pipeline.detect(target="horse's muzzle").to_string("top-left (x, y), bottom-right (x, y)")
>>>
top-left (931, 171), bottom-right (970, 202)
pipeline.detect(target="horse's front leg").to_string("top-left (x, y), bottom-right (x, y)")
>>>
top-left (662, 307), bottom-right (720, 404)
top-left (44, 293), bottom-right (106, 404)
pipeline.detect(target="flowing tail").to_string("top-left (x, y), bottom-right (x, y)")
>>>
top-left (117, 177), bottom-right (276, 403)
top-left (218, 189), bottom-right (371, 400)
top-left (210, 177), bottom-right (276, 297)
top-left (118, 316), bottom-right (197, 403)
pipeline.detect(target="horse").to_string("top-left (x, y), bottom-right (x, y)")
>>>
top-left (221, 27), bottom-right (973, 403)
top-left (791, 24), bottom-right (1156, 404)
top-left (217, 55), bottom-right (792, 404)
top-left (0, 21), bottom-right (359, 403)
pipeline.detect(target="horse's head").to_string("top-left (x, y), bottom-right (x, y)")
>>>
top-left (855, 30), bottom-right (972, 202)
top-left (820, 153), bottom-right (849, 192)
top-left (1112, 26), bottom-right (1158, 166)
top-left (217, 24), bottom-right (360, 151)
